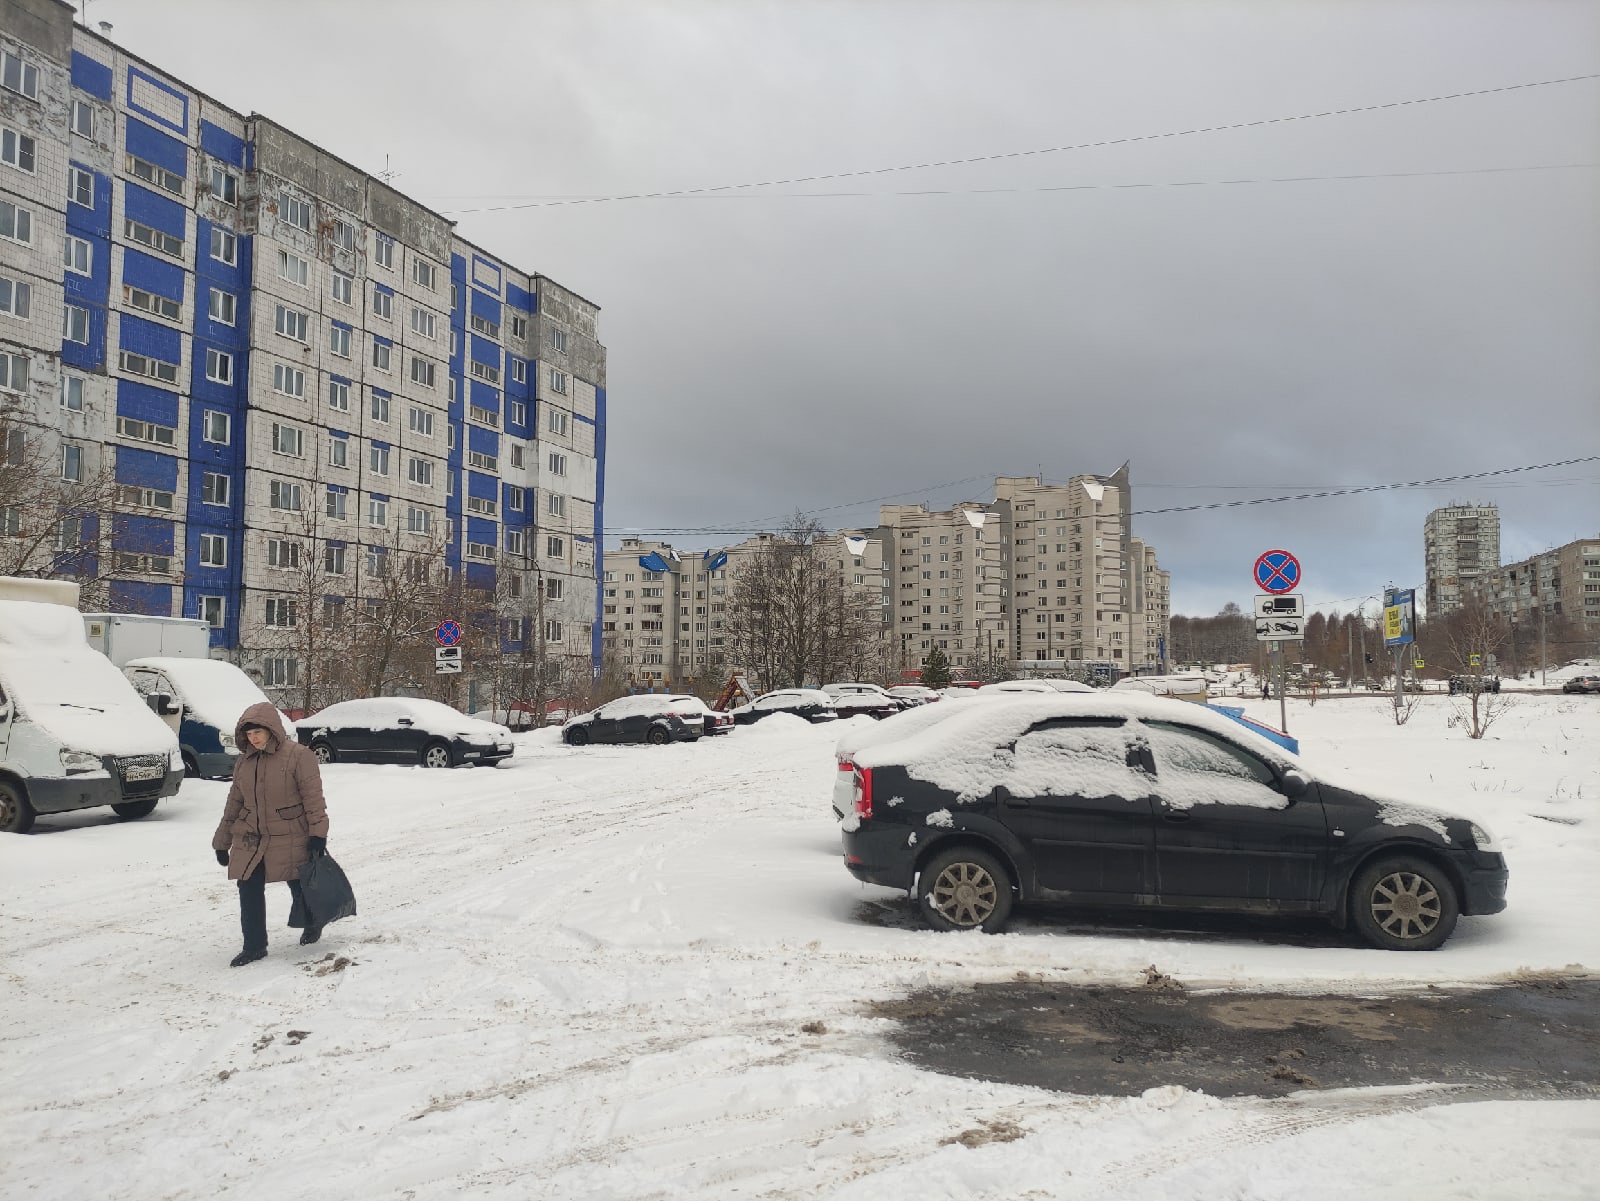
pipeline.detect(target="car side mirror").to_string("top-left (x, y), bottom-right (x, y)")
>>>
top-left (148, 692), bottom-right (179, 716)
top-left (1280, 768), bottom-right (1310, 799)
top-left (397, 716), bottom-right (414, 726)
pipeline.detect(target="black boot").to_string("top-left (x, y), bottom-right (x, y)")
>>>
top-left (230, 946), bottom-right (267, 967)
top-left (299, 924), bottom-right (323, 947)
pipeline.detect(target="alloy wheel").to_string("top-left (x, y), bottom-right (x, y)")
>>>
top-left (929, 861), bottom-right (999, 928)
top-left (1368, 870), bottom-right (1442, 941)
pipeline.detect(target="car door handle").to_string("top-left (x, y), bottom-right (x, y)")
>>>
top-left (1163, 811), bottom-right (1191, 823)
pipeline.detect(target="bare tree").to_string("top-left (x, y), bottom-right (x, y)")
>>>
top-left (1439, 601), bottom-right (1514, 738)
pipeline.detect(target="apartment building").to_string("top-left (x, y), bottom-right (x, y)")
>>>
top-left (1423, 502), bottom-right (1500, 617)
top-left (1468, 537), bottom-right (1600, 640)
top-left (0, 0), bottom-right (604, 697)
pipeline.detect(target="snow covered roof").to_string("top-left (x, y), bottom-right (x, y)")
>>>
top-left (304, 697), bottom-right (507, 736)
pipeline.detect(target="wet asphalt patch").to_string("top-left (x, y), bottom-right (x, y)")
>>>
top-left (870, 974), bottom-right (1600, 1098)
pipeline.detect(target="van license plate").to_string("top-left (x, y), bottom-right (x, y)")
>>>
top-left (124, 765), bottom-right (164, 781)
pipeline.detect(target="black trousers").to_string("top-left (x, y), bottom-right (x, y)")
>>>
top-left (237, 860), bottom-right (307, 952)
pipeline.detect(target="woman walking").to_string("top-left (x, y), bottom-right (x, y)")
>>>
top-left (212, 701), bottom-right (330, 967)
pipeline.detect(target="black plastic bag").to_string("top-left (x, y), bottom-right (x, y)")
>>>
top-left (288, 852), bottom-right (357, 929)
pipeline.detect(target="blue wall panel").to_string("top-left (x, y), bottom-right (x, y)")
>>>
top-left (469, 333), bottom-right (500, 368)
top-left (467, 425), bottom-right (499, 455)
top-left (466, 516), bottom-right (497, 544)
top-left (116, 379), bottom-right (180, 425)
top-left (115, 447), bottom-right (179, 490)
top-left (114, 514), bottom-right (176, 555)
top-left (65, 164), bottom-right (112, 238)
top-left (469, 290), bottom-right (501, 322)
top-left (109, 581), bottom-right (172, 616)
top-left (466, 470), bottom-right (497, 500)
top-left (122, 248), bottom-right (185, 300)
top-left (200, 121), bottom-right (246, 168)
top-left (71, 52), bottom-right (113, 100)
top-left (118, 313), bottom-right (182, 362)
top-left (60, 305), bottom-right (106, 371)
top-left (125, 116), bottom-right (188, 176)
top-left (505, 282), bottom-right (535, 313)
top-left (468, 379), bottom-right (499, 416)
top-left (123, 181), bottom-right (187, 238)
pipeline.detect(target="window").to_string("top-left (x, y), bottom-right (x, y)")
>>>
top-left (325, 488), bottom-right (346, 520)
top-left (470, 313), bottom-right (499, 340)
top-left (267, 538), bottom-right (300, 569)
top-left (1, 503), bottom-right (17, 536)
top-left (370, 392), bottom-right (390, 423)
top-left (373, 233), bottom-right (394, 269)
top-left (124, 219), bottom-right (183, 258)
top-left (468, 449), bottom-right (498, 472)
top-left (118, 350), bottom-right (178, 385)
top-left (466, 495), bottom-right (497, 516)
top-left (331, 219), bottom-right (354, 252)
top-left (1, 52), bottom-right (39, 100)
top-left (408, 406), bottom-right (434, 437)
top-left (63, 235), bottom-right (92, 275)
top-left (70, 99), bottom-right (94, 139)
top-left (124, 285), bottom-right (180, 321)
top-left (470, 360), bottom-right (500, 385)
top-left (410, 356), bottom-right (435, 388)
top-left (412, 258), bottom-right (437, 290)
top-left (367, 497), bottom-right (387, 527)
top-left (510, 444), bottom-right (524, 469)
top-left (271, 422), bottom-right (304, 457)
top-left (199, 533), bottom-right (227, 566)
top-left (199, 595), bottom-right (225, 627)
top-left (466, 541), bottom-right (495, 561)
top-left (544, 619), bottom-right (563, 642)
top-left (60, 375), bottom-right (85, 411)
top-left (205, 348), bottom-right (233, 384)
top-left (547, 492), bottom-right (566, 517)
top-left (201, 471), bottom-right (229, 506)
top-left (371, 285), bottom-right (392, 319)
top-left (262, 657), bottom-right (298, 688)
top-left (506, 485), bottom-right (525, 511)
top-left (269, 479), bottom-right (303, 511)
top-left (369, 444), bottom-right (390, 476)
top-left (509, 400), bottom-right (526, 426)
top-left (0, 275), bottom-right (28, 318)
top-left (210, 227), bottom-right (237, 265)
top-left (328, 437), bottom-right (348, 469)
top-left (114, 551), bottom-right (173, 575)
top-left (263, 598), bottom-right (297, 628)
top-left (546, 535), bottom-right (565, 559)
top-left (407, 505), bottom-right (433, 534)
top-left (324, 544), bottom-right (346, 575)
top-left (547, 408), bottom-right (568, 436)
top-left (208, 165), bottom-right (237, 205)
top-left (331, 270), bottom-right (352, 306)
top-left (203, 410), bottom-right (231, 444)
top-left (118, 484), bottom-right (174, 511)
top-left (510, 359), bottom-right (525, 384)
top-left (510, 314), bottom-right (528, 339)
top-left (329, 324), bottom-right (351, 358)
top-left (504, 528), bottom-right (526, 556)
top-left (0, 200), bottom-right (33, 245)
top-left (277, 250), bottom-right (309, 286)
top-left (328, 379), bottom-right (350, 412)
top-left (61, 443), bottom-right (83, 482)
top-left (372, 338), bottom-right (391, 371)
top-left (547, 451), bottom-right (567, 477)
top-left (280, 192), bottom-right (311, 231)
top-left (1, 127), bottom-right (36, 173)
top-left (208, 288), bottom-right (236, 325)
top-left (410, 307), bottom-right (437, 339)
top-left (546, 576), bottom-right (564, 600)
top-left (550, 327), bottom-right (568, 353)
top-left (365, 548), bottom-right (387, 577)
top-left (469, 403), bottom-right (498, 427)
top-left (550, 369), bottom-right (567, 394)
top-left (273, 364), bottom-right (305, 397)
top-left (127, 153), bottom-right (182, 196)
top-left (274, 304), bottom-right (309, 341)
top-left (407, 457), bottom-right (433, 486)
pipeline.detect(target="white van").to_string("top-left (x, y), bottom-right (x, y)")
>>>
top-left (124, 656), bottom-right (291, 779)
top-left (0, 591), bottom-right (183, 834)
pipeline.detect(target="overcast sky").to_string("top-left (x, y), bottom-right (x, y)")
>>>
top-left (104, 1), bottom-right (1600, 616)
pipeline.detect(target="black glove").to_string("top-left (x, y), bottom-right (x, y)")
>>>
top-left (215, 848), bottom-right (229, 867)
top-left (306, 836), bottom-right (326, 859)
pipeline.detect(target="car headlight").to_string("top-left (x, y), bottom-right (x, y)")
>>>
top-left (219, 732), bottom-right (236, 749)
top-left (60, 749), bottom-right (101, 774)
top-left (1470, 822), bottom-right (1502, 852)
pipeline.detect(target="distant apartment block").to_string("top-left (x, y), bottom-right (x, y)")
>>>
top-left (1424, 503), bottom-right (1500, 616)
top-left (1469, 537), bottom-right (1600, 634)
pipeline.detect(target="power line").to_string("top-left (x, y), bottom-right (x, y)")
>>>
top-left (443, 71), bottom-right (1600, 215)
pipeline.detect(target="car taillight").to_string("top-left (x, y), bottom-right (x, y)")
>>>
top-left (853, 765), bottom-right (873, 820)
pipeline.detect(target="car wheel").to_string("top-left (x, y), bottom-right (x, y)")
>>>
top-left (565, 726), bottom-right (590, 746)
top-left (0, 780), bottom-right (36, 835)
top-left (645, 725), bottom-right (671, 746)
top-left (310, 740), bottom-right (336, 765)
top-left (1350, 855), bottom-right (1460, 951)
top-left (181, 752), bottom-right (200, 779)
top-left (918, 847), bottom-right (1014, 933)
top-left (420, 741), bottom-right (454, 769)
top-left (112, 800), bottom-right (159, 820)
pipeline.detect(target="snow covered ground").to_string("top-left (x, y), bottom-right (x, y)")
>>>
top-left (3, 694), bottom-right (1597, 1200)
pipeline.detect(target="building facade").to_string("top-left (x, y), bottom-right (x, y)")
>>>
top-left (1467, 537), bottom-right (1600, 650)
top-left (1423, 502), bottom-right (1500, 617)
top-left (0, 0), bottom-right (604, 702)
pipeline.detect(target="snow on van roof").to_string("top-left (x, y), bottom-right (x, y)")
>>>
top-left (125, 657), bottom-right (286, 736)
top-left (0, 599), bottom-right (89, 649)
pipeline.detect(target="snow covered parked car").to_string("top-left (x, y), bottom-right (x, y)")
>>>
top-left (124, 656), bottom-right (291, 778)
top-left (297, 698), bottom-right (513, 768)
top-left (562, 694), bottom-right (711, 745)
top-left (823, 682), bottom-right (909, 713)
top-left (730, 689), bottom-right (838, 725)
top-left (833, 692), bottom-right (1508, 950)
top-left (886, 685), bottom-right (941, 707)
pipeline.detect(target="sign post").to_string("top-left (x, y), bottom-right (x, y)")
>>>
top-left (1252, 551), bottom-right (1303, 735)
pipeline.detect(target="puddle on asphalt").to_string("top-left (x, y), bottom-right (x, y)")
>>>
top-left (869, 974), bottom-right (1600, 1098)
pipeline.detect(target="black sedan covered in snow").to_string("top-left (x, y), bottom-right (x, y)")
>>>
top-left (730, 688), bottom-right (838, 725)
top-left (562, 694), bottom-right (711, 745)
top-left (833, 693), bottom-right (1508, 950)
top-left (297, 698), bottom-right (514, 768)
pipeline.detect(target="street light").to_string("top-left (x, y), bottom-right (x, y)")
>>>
top-left (1349, 595), bottom-right (1379, 694)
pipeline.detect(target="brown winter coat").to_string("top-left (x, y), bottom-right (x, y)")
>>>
top-left (212, 701), bottom-right (329, 883)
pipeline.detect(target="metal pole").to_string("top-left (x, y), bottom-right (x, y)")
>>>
top-left (1278, 646), bottom-right (1288, 735)
top-left (1540, 594), bottom-right (1547, 685)
top-left (1348, 616), bottom-right (1355, 695)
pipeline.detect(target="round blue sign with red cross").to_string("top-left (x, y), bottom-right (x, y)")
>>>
top-left (435, 620), bottom-right (462, 647)
top-left (1254, 549), bottom-right (1302, 594)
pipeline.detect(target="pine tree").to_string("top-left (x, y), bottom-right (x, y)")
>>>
top-left (921, 645), bottom-right (953, 688)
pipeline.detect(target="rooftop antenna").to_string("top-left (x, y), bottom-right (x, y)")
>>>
top-left (376, 154), bottom-right (401, 185)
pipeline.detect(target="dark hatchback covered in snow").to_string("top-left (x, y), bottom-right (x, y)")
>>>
top-left (833, 694), bottom-right (1508, 950)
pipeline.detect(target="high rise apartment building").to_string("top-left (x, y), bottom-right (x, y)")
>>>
top-left (0, 0), bottom-right (604, 696)
top-left (1468, 537), bottom-right (1600, 636)
top-left (1423, 503), bottom-right (1500, 616)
